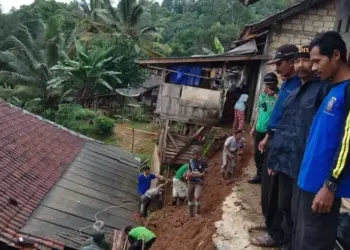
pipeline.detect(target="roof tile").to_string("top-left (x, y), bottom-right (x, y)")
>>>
top-left (0, 101), bottom-right (85, 249)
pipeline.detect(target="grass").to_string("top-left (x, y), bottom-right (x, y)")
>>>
top-left (129, 122), bottom-right (156, 132)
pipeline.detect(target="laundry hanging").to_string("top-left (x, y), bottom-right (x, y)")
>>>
top-left (169, 65), bottom-right (202, 86)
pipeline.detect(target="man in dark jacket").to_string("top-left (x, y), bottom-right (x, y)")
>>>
top-left (250, 44), bottom-right (301, 249)
top-left (263, 45), bottom-right (329, 250)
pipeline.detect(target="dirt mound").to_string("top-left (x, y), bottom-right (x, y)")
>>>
top-left (145, 142), bottom-right (253, 250)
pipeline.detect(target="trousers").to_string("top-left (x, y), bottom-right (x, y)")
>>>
top-left (292, 188), bottom-right (341, 250)
top-left (254, 131), bottom-right (266, 177)
top-left (233, 109), bottom-right (245, 131)
top-left (129, 238), bottom-right (156, 250)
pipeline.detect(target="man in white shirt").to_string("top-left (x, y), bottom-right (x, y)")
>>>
top-left (222, 130), bottom-right (245, 180)
top-left (140, 182), bottom-right (167, 217)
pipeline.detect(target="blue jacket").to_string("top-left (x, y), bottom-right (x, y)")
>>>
top-left (267, 80), bottom-right (329, 179)
top-left (267, 76), bottom-right (301, 134)
top-left (298, 80), bottom-right (350, 198)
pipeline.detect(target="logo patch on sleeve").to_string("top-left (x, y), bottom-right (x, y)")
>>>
top-left (326, 97), bottom-right (337, 113)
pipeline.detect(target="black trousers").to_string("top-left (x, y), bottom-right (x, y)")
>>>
top-left (129, 238), bottom-right (156, 250)
top-left (254, 131), bottom-right (266, 177)
top-left (277, 173), bottom-right (295, 248)
top-left (292, 188), bottom-right (341, 250)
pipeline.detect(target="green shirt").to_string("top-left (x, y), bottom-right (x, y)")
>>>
top-left (129, 227), bottom-right (156, 241)
top-left (174, 164), bottom-right (189, 180)
top-left (255, 92), bottom-right (277, 133)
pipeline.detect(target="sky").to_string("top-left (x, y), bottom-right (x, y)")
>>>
top-left (0, 0), bottom-right (162, 13)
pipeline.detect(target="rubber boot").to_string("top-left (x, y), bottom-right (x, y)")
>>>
top-left (172, 198), bottom-right (177, 206)
top-left (221, 172), bottom-right (226, 181)
top-left (179, 197), bottom-right (185, 205)
top-left (195, 205), bottom-right (201, 216)
top-left (189, 205), bottom-right (195, 217)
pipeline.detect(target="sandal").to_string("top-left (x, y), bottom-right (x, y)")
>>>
top-left (247, 223), bottom-right (267, 232)
top-left (250, 233), bottom-right (279, 247)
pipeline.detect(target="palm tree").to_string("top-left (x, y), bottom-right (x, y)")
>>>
top-left (71, 0), bottom-right (171, 56)
top-left (48, 40), bottom-right (122, 107)
top-left (0, 17), bottom-right (64, 111)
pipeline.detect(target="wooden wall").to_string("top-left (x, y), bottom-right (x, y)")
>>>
top-left (156, 83), bottom-right (221, 122)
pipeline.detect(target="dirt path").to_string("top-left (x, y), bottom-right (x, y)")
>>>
top-left (143, 138), bottom-right (253, 250)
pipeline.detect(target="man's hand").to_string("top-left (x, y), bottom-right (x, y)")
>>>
top-left (258, 137), bottom-right (268, 153)
top-left (249, 127), bottom-right (255, 138)
top-left (267, 169), bottom-right (276, 176)
top-left (312, 186), bottom-right (335, 213)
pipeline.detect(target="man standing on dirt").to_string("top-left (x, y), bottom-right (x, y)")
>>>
top-left (248, 72), bottom-right (279, 184)
top-left (172, 163), bottom-right (189, 206)
top-left (252, 45), bottom-right (329, 250)
top-left (250, 44), bottom-right (301, 249)
top-left (294, 31), bottom-right (350, 250)
top-left (187, 148), bottom-right (207, 217)
top-left (221, 130), bottom-right (245, 180)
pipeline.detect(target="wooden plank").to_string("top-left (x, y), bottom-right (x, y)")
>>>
top-left (161, 120), bottom-right (169, 165)
top-left (168, 126), bottom-right (205, 165)
top-left (162, 83), bottom-right (182, 97)
top-left (135, 54), bottom-right (268, 65)
top-left (126, 127), bottom-right (157, 136)
top-left (167, 133), bottom-right (179, 151)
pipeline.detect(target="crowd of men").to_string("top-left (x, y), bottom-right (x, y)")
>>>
top-left (248, 31), bottom-right (350, 250)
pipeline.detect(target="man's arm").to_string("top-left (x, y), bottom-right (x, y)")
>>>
top-left (328, 84), bottom-right (350, 184)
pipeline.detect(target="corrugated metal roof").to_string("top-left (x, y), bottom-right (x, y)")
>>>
top-left (20, 142), bottom-right (140, 249)
top-left (0, 101), bottom-right (140, 250)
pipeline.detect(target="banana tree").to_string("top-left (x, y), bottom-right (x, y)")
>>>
top-left (202, 36), bottom-right (225, 55)
top-left (48, 40), bottom-right (122, 107)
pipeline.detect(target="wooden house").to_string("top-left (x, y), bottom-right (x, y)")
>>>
top-left (136, 52), bottom-right (267, 166)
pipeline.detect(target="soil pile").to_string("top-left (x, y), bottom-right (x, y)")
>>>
top-left (145, 142), bottom-right (253, 250)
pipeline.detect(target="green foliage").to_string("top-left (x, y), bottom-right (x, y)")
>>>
top-left (55, 104), bottom-right (115, 136)
top-left (0, 0), bottom-right (289, 140)
top-left (95, 116), bottom-right (115, 135)
top-left (126, 105), bottom-right (152, 123)
top-left (49, 40), bottom-right (122, 102)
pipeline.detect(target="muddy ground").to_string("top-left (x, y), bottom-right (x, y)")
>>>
top-left (143, 138), bottom-right (254, 250)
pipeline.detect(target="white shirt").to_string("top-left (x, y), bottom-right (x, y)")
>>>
top-left (224, 136), bottom-right (245, 152)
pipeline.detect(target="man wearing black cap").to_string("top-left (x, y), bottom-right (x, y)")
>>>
top-left (253, 45), bottom-right (329, 250)
top-left (249, 72), bottom-right (279, 185)
top-left (250, 44), bottom-right (301, 248)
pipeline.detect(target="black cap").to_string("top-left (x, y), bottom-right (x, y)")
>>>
top-left (267, 44), bottom-right (299, 65)
top-left (294, 45), bottom-right (310, 60)
top-left (263, 72), bottom-right (278, 84)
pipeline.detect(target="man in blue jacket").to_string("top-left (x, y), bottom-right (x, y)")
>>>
top-left (294, 31), bottom-right (350, 250)
top-left (263, 45), bottom-right (329, 250)
top-left (250, 44), bottom-right (301, 248)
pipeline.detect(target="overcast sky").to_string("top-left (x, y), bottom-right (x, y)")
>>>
top-left (1, 0), bottom-right (162, 13)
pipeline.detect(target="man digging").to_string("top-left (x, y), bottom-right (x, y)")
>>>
top-left (187, 148), bottom-right (207, 217)
top-left (221, 130), bottom-right (245, 181)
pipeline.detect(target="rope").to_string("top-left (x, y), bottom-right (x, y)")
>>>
top-left (78, 202), bottom-right (137, 235)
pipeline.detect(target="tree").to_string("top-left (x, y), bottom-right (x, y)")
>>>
top-left (0, 18), bottom-right (64, 111)
top-left (48, 40), bottom-right (122, 106)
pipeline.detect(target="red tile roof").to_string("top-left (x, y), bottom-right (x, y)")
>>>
top-left (0, 101), bottom-right (86, 249)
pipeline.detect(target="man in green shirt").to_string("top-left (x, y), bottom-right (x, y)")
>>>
top-left (124, 226), bottom-right (156, 250)
top-left (248, 72), bottom-right (278, 184)
top-left (172, 163), bottom-right (189, 206)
